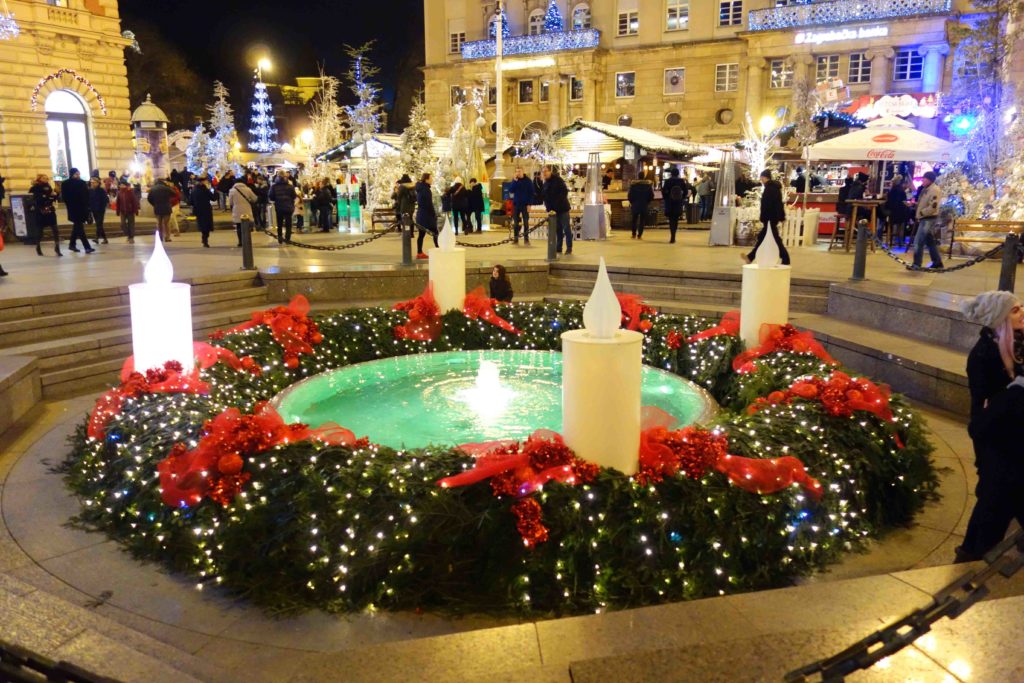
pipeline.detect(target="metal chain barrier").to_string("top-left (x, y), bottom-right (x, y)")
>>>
top-left (413, 216), bottom-right (549, 249)
top-left (261, 223), bottom-right (401, 251)
top-left (870, 233), bottom-right (1005, 273)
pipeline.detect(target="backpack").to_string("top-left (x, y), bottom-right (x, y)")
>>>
top-left (669, 183), bottom-right (684, 203)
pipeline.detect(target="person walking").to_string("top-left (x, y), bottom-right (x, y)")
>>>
top-left (269, 174), bottom-right (297, 244)
top-left (469, 178), bottom-right (485, 233)
top-left (627, 177), bottom-right (655, 239)
top-left (881, 174), bottom-right (912, 242)
top-left (744, 169), bottom-right (790, 265)
top-left (168, 179), bottom-right (182, 237)
top-left (661, 168), bottom-right (687, 244)
top-left (315, 180), bottom-right (334, 233)
top-left (510, 169), bottom-right (534, 244)
top-left (62, 168), bottom-right (94, 253)
top-left (115, 179), bottom-right (139, 243)
top-left (911, 171), bottom-right (944, 269)
top-left (414, 172), bottom-right (437, 258)
top-left (541, 165), bottom-right (572, 255)
top-left (88, 177), bottom-right (109, 244)
top-left (696, 174), bottom-right (712, 221)
top-left (393, 173), bottom-right (416, 230)
top-left (147, 178), bottom-right (175, 243)
top-left (449, 181), bottom-right (470, 235)
top-left (103, 170), bottom-right (117, 199)
top-left (190, 176), bottom-right (215, 247)
top-left (217, 170), bottom-right (236, 211)
top-left (29, 174), bottom-right (61, 256)
top-left (229, 179), bottom-right (259, 247)
top-left (955, 291), bottom-right (1024, 562)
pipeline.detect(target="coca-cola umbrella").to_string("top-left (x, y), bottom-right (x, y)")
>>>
top-left (805, 116), bottom-right (956, 163)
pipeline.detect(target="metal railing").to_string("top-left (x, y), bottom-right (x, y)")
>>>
top-left (748, 0), bottom-right (951, 32)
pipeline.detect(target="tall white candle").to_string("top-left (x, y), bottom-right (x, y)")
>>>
top-left (128, 234), bottom-right (194, 373)
top-left (428, 216), bottom-right (466, 312)
top-left (561, 259), bottom-right (642, 474)
top-left (740, 228), bottom-right (792, 348)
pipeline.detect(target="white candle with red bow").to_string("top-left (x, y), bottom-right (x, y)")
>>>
top-left (740, 228), bottom-right (791, 348)
top-left (428, 216), bottom-right (466, 312)
top-left (128, 234), bottom-right (194, 373)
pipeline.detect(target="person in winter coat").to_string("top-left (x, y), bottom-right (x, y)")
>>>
top-left (147, 179), bottom-right (175, 243)
top-left (253, 176), bottom-right (270, 230)
top-left (29, 174), bottom-right (61, 256)
top-left (696, 175), bottom-right (713, 221)
top-left (449, 182), bottom-right (470, 235)
top-left (489, 264), bottom-right (513, 302)
top-left (510, 169), bottom-right (535, 244)
top-left (912, 171), bottom-right (944, 269)
top-left (627, 178), bottom-right (655, 239)
top-left (393, 174), bottom-right (417, 227)
top-left (217, 171), bottom-right (236, 211)
top-left (229, 180), bottom-right (259, 247)
top-left (103, 170), bottom-right (117, 198)
top-left (115, 179), bottom-right (139, 243)
top-left (744, 169), bottom-right (790, 265)
top-left (190, 177), bottom-right (216, 247)
top-left (315, 180), bottom-right (334, 233)
top-left (541, 165), bottom-right (572, 255)
top-left (881, 174), bottom-right (912, 240)
top-left (468, 178), bottom-right (486, 233)
top-left (62, 168), bottom-right (94, 253)
top-left (414, 173), bottom-right (438, 257)
top-left (661, 168), bottom-right (687, 244)
top-left (88, 177), bottom-right (109, 244)
top-left (167, 180), bottom-right (182, 236)
top-left (269, 175), bottom-right (298, 244)
top-left (955, 291), bottom-right (1024, 562)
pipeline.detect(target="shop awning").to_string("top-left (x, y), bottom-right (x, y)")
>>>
top-left (553, 119), bottom-right (713, 159)
top-left (805, 116), bottom-right (956, 162)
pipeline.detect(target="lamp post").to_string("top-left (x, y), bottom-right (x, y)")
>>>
top-left (493, 0), bottom-right (505, 182)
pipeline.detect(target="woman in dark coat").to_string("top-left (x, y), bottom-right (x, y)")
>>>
top-left (627, 178), bottom-right (655, 239)
top-left (190, 177), bottom-right (216, 247)
top-left (315, 180), bottom-right (334, 233)
top-left (88, 177), bottom-right (109, 244)
top-left (745, 169), bottom-right (790, 265)
top-left (29, 174), bottom-right (62, 256)
top-left (414, 173), bottom-right (438, 257)
top-left (489, 264), bottom-right (513, 302)
top-left (468, 179), bottom-right (485, 233)
top-left (449, 182), bottom-right (470, 235)
top-left (660, 168), bottom-right (687, 244)
top-left (881, 174), bottom-right (912, 241)
top-left (956, 291), bottom-right (1024, 562)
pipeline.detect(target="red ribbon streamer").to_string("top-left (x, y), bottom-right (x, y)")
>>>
top-left (393, 284), bottom-right (442, 341)
top-left (463, 286), bottom-right (521, 334)
top-left (685, 310), bottom-right (741, 343)
top-left (616, 293), bottom-right (655, 332)
top-left (222, 295), bottom-right (322, 368)
top-left (749, 370), bottom-right (895, 424)
top-left (732, 322), bottom-right (836, 373)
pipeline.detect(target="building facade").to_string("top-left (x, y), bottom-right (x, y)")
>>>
top-left (423, 0), bottom-right (975, 146)
top-left (0, 0), bottom-right (133, 193)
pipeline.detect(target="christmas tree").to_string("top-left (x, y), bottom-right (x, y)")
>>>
top-left (247, 80), bottom-right (279, 153)
top-left (436, 88), bottom-right (488, 195)
top-left (307, 69), bottom-right (344, 182)
top-left (185, 123), bottom-right (211, 176)
top-left (489, 7), bottom-right (510, 39)
top-left (54, 147), bottom-right (69, 180)
top-left (543, 0), bottom-right (564, 32)
top-left (344, 43), bottom-right (384, 209)
top-left (205, 81), bottom-right (236, 175)
top-left (400, 93), bottom-right (435, 180)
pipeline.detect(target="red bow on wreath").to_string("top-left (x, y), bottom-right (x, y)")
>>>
top-left (616, 293), bottom-right (655, 333)
top-left (684, 310), bottom-right (741, 344)
top-left (749, 370), bottom-right (896, 424)
top-left (157, 402), bottom-right (362, 508)
top-left (394, 284), bottom-right (442, 341)
top-left (463, 287), bottom-right (521, 334)
top-left (732, 322), bottom-right (836, 373)
top-left (218, 295), bottom-right (322, 369)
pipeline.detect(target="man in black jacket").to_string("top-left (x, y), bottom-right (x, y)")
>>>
top-left (62, 168), bottom-right (94, 253)
top-left (744, 169), bottom-right (790, 265)
top-left (269, 174), bottom-right (298, 244)
top-left (468, 178), bottom-right (485, 233)
top-left (627, 178), bottom-right (655, 239)
top-left (541, 165), bottom-right (572, 255)
top-left (661, 168), bottom-right (687, 244)
top-left (190, 176), bottom-right (215, 247)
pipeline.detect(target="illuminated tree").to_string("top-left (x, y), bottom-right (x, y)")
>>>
top-left (247, 80), bottom-right (279, 153)
top-left (543, 0), bottom-right (564, 32)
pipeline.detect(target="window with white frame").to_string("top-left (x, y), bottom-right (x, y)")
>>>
top-left (518, 79), bottom-right (535, 104)
top-left (615, 71), bottom-right (636, 97)
top-left (664, 67), bottom-right (685, 95)
top-left (570, 76), bottom-right (584, 101)
top-left (618, 11), bottom-right (639, 35)
top-left (815, 55), bottom-right (840, 82)
top-left (893, 50), bottom-right (923, 81)
top-left (715, 63), bottom-right (738, 92)
top-left (449, 32), bottom-right (465, 54)
top-left (529, 10), bottom-right (544, 35)
top-left (488, 86), bottom-right (496, 105)
top-left (718, 1), bottom-right (742, 27)
top-left (848, 53), bottom-right (871, 84)
top-left (769, 59), bottom-right (793, 89)
top-left (666, 0), bottom-right (689, 31)
top-left (572, 3), bottom-right (591, 29)
top-left (450, 86), bottom-right (466, 106)
top-left (540, 82), bottom-right (550, 102)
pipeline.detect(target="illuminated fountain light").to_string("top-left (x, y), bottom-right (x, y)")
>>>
top-left (454, 360), bottom-right (516, 424)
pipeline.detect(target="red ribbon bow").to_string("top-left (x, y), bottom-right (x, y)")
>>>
top-left (685, 310), bottom-right (741, 344)
top-left (394, 284), bottom-right (442, 341)
top-left (732, 322), bottom-right (836, 373)
top-left (463, 286), bottom-right (521, 334)
top-left (616, 293), bottom-right (655, 333)
top-left (750, 370), bottom-right (895, 423)
top-left (223, 295), bottom-right (322, 368)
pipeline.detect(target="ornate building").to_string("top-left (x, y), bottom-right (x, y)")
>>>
top-left (0, 0), bottom-right (132, 193)
top-left (423, 0), bottom-right (974, 145)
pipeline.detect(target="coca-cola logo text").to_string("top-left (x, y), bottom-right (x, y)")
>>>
top-left (867, 149), bottom-right (896, 160)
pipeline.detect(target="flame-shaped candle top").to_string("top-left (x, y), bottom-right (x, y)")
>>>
top-left (583, 258), bottom-right (621, 339)
top-left (143, 232), bottom-right (173, 284)
top-left (753, 224), bottom-right (782, 268)
top-left (438, 215), bottom-right (456, 251)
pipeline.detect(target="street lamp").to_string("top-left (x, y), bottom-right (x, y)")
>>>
top-left (758, 114), bottom-right (778, 136)
top-left (256, 57), bottom-right (272, 81)
top-left (493, 0), bottom-right (505, 182)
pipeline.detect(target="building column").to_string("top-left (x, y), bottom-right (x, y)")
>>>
top-left (583, 74), bottom-right (598, 121)
top-left (865, 48), bottom-right (894, 96)
top-left (546, 73), bottom-right (562, 132)
top-left (918, 44), bottom-right (949, 94)
top-left (745, 60), bottom-right (764, 119)
top-left (787, 55), bottom-right (813, 85)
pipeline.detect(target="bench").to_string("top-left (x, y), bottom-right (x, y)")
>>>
top-left (949, 219), bottom-right (1024, 258)
top-left (370, 208), bottom-right (397, 233)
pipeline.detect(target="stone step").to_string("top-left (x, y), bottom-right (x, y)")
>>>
top-left (549, 263), bottom-right (831, 292)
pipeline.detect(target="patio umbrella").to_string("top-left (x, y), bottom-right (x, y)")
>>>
top-left (806, 116), bottom-right (956, 163)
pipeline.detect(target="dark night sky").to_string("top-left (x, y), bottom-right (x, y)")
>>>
top-left (120, 0), bottom-right (424, 115)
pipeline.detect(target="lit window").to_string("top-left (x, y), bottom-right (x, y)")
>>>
top-left (570, 76), bottom-right (584, 101)
top-left (664, 67), bottom-right (685, 95)
top-left (769, 59), bottom-right (793, 89)
top-left (848, 53), bottom-right (872, 84)
top-left (718, 1), bottom-right (742, 27)
top-left (715, 63), bottom-right (739, 92)
top-left (572, 3), bottom-right (592, 30)
top-left (449, 32), bottom-right (465, 54)
top-left (667, 0), bottom-right (690, 31)
top-left (615, 72), bottom-right (636, 98)
top-left (450, 86), bottom-right (466, 106)
top-left (540, 82), bottom-right (550, 102)
top-left (893, 49), bottom-right (924, 81)
top-left (618, 11), bottom-right (639, 36)
top-left (518, 79), bottom-right (535, 104)
top-left (816, 55), bottom-right (840, 83)
top-left (45, 90), bottom-right (91, 181)
top-left (529, 10), bottom-right (544, 36)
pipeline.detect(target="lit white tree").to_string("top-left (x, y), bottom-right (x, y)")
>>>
top-left (248, 80), bottom-right (279, 153)
top-left (307, 70), bottom-right (344, 181)
top-left (436, 88), bottom-right (488, 192)
top-left (206, 81), bottom-right (236, 175)
top-left (740, 111), bottom-right (782, 179)
top-left (343, 42), bottom-right (384, 213)
top-left (400, 93), bottom-right (435, 180)
top-left (185, 123), bottom-right (212, 176)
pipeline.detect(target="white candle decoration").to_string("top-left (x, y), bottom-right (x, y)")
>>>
top-left (562, 260), bottom-right (642, 474)
top-left (753, 224), bottom-right (782, 268)
top-left (438, 215), bottom-right (456, 251)
top-left (128, 234), bottom-right (194, 373)
top-left (428, 216), bottom-right (466, 312)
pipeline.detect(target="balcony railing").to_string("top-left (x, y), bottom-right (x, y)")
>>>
top-left (461, 29), bottom-right (600, 60)
top-left (748, 0), bottom-right (952, 32)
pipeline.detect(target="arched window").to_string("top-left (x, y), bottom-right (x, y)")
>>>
top-left (45, 90), bottom-right (92, 180)
top-left (520, 121), bottom-right (549, 140)
top-left (528, 9), bottom-right (544, 35)
top-left (572, 3), bottom-right (591, 30)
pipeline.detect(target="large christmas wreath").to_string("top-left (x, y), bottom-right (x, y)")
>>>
top-left (62, 294), bottom-right (937, 616)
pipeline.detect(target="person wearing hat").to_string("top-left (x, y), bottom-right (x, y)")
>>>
top-left (912, 171), bottom-right (944, 269)
top-left (956, 290), bottom-right (1024, 562)
top-left (743, 169), bottom-right (790, 265)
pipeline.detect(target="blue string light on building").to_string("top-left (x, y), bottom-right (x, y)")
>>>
top-left (747, 0), bottom-right (952, 32)
top-left (463, 29), bottom-right (600, 60)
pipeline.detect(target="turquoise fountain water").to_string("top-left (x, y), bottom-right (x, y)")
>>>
top-left (273, 350), bottom-right (717, 450)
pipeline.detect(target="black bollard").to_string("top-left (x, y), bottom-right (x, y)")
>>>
top-left (240, 218), bottom-right (255, 271)
top-left (998, 232), bottom-right (1019, 292)
top-left (546, 212), bottom-right (558, 262)
top-left (401, 214), bottom-right (413, 266)
top-left (851, 219), bottom-right (868, 281)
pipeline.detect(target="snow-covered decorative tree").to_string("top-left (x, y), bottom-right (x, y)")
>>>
top-left (400, 93), bottom-right (435, 180)
top-left (489, 6), bottom-right (510, 39)
top-left (307, 70), bottom-right (344, 181)
top-left (543, 0), bottom-right (564, 32)
top-left (740, 111), bottom-right (782, 179)
top-left (344, 42), bottom-right (384, 212)
top-left (436, 88), bottom-right (488, 194)
top-left (790, 78), bottom-right (819, 151)
top-left (185, 123), bottom-right (212, 175)
top-left (247, 80), bottom-right (279, 153)
top-left (205, 81), bottom-right (236, 175)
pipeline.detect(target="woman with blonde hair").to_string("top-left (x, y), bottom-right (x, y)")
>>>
top-left (28, 173), bottom-right (61, 256)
